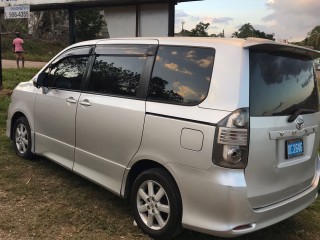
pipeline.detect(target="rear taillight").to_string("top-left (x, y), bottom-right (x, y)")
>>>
top-left (212, 108), bottom-right (249, 169)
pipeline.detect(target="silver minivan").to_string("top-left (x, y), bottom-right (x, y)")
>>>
top-left (6, 37), bottom-right (320, 239)
top-left (315, 58), bottom-right (320, 71)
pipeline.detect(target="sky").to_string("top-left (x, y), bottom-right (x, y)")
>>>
top-left (175, 0), bottom-right (320, 42)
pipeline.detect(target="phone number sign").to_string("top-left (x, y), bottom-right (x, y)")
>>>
top-left (4, 5), bottom-right (30, 19)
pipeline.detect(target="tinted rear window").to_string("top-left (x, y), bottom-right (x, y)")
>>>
top-left (148, 46), bottom-right (214, 105)
top-left (250, 50), bottom-right (319, 116)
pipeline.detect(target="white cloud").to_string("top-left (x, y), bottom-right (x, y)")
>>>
top-left (196, 57), bottom-right (213, 68)
top-left (164, 63), bottom-right (193, 76)
top-left (175, 10), bottom-right (231, 34)
top-left (262, 0), bottom-right (320, 41)
top-left (173, 82), bottom-right (197, 98)
top-left (176, 10), bottom-right (201, 25)
top-left (185, 50), bottom-right (195, 59)
top-left (181, 69), bottom-right (193, 76)
top-left (212, 17), bottom-right (234, 25)
top-left (175, 10), bottom-right (189, 19)
top-left (156, 56), bottom-right (163, 62)
top-left (175, 0), bottom-right (319, 41)
top-left (185, 51), bottom-right (213, 68)
top-left (164, 63), bottom-right (179, 71)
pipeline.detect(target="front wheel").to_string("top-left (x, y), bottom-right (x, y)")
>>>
top-left (131, 168), bottom-right (182, 239)
top-left (13, 116), bottom-right (33, 159)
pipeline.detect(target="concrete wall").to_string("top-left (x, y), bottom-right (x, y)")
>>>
top-left (139, 4), bottom-right (168, 37)
top-left (104, 6), bottom-right (137, 38)
top-left (104, 4), bottom-right (169, 38)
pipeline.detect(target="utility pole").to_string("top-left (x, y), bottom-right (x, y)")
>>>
top-left (182, 21), bottom-right (185, 31)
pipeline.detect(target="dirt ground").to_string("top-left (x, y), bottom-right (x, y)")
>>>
top-left (2, 59), bottom-right (46, 69)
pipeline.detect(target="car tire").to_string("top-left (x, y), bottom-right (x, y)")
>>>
top-left (13, 116), bottom-right (34, 159)
top-left (131, 168), bottom-right (183, 240)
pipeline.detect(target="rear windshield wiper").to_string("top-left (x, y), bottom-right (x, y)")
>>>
top-left (287, 109), bottom-right (316, 123)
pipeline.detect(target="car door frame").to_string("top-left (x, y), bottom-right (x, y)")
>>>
top-left (33, 46), bottom-right (94, 169)
top-left (73, 40), bottom-right (159, 195)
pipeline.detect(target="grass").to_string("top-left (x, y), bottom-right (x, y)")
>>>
top-left (0, 70), bottom-right (319, 239)
top-left (0, 69), bottom-right (146, 239)
top-left (2, 69), bottom-right (40, 90)
top-left (1, 36), bottom-right (67, 62)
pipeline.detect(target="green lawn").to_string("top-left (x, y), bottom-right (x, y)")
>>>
top-left (2, 36), bottom-right (66, 62)
top-left (0, 70), bottom-right (319, 239)
top-left (2, 68), bottom-right (40, 90)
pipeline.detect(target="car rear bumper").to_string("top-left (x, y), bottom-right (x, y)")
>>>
top-left (166, 157), bottom-right (319, 237)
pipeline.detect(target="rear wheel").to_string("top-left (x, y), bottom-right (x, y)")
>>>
top-left (131, 168), bottom-right (182, 239)
top-left (13, 116), bottom-right (33, 159)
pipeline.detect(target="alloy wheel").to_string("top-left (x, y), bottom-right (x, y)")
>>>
top-left (136, 180), bottom-right (170, 230)
top-left (15, 123), bottom-right (29, 154)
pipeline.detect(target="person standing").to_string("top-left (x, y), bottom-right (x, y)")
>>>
top-left (13, 32), bottom-right (25, 68)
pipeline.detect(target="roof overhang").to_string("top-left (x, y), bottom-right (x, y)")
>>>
top-left (0, 0), bottom-right (201, 11)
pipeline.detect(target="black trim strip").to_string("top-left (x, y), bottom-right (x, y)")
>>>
top-left (137, 55), bottom-right (157, 99)
top-left (146, 112), bottom-right (217, 127)
top-left (82, 54), bottom-right (96, 91)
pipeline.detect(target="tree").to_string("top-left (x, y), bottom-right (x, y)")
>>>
top-left (210, 30), bottom-right (225, 38)
top-left (177, 22), bottom-right (225, 38)
top-left (179, 29), bottom-right (192, 36)
top-left (28, 10), bottom-right (68, 40)
top-left (149, 77), bottom-right (183, 102)
top-left (190, 22), bottom-right (210, 37)
top-left (76, 9), bottom-right (104, 41)
top-left (232, 23), bottom-right (275, 40)
top-left (305, 25), bottom-right (320, 50)
top-left (28, 9), bottom-right (105, 42)
top-left (0, 17), bottom-right (28, 35)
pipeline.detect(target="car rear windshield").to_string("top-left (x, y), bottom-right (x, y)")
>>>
top-left (250, 50), bottom-right (319, 116)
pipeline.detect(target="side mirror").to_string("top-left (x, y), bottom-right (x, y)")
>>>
top-left (34, 72), bottom-right (48, 88)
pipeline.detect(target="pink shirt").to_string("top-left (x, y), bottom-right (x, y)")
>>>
top-left (13, 38), bottom-right (24, 52)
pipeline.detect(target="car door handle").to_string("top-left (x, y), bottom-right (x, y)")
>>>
top-left (79, 99), bottom-right (91, 106)
top-left (66, 97), bottom-right (77, 104)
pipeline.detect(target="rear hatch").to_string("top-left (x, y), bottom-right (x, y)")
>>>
top-left (245, 44), bottom-right (320, 208)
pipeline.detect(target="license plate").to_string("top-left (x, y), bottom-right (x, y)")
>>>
top-left (286, 138), bottom-right (304, 159)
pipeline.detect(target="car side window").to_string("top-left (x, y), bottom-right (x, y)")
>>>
top-left (87, 55), bottom-right (147, 97)
top-left (46, 56), bottom-right (89, 91)
top-left (148, 46), bottom-right (215, 105)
